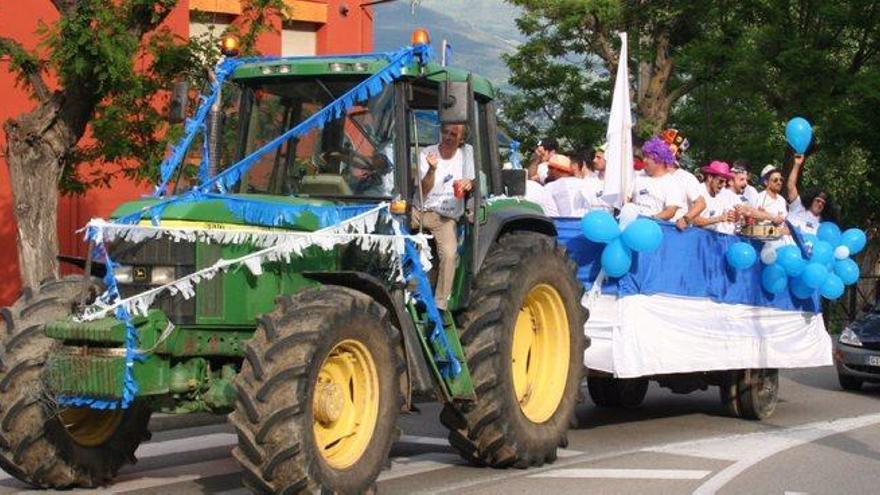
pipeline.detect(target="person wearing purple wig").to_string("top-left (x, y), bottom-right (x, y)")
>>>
top-left (627, 137), bottom-right (687, 220)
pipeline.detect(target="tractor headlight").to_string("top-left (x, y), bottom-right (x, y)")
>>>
top-left (114, 266), bottom-right (133, 284)
top-left (839, 326), bottom-right (863, 347)
top-left (150, 266), bottom-right (176, 285)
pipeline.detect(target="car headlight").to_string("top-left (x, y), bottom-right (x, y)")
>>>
top-left (150, 266), bottom-right (176, 285)
top-left (839, 327), bottom-right (863, 347)
top-left (114, 266), bottom-right (133, 284)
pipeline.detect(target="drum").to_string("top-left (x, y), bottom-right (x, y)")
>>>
top-left (741, 222), bottom-right (783, 240)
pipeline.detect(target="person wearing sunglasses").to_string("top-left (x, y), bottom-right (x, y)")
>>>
top-left (752, 164), bottom-right (788, 226)
top-left (785, 153), bottom-right (828, 235)
top-left (692, 161), bottom-right (739, 234)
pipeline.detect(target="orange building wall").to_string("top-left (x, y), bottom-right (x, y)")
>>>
top-left (0, 0), bottom-right (373, 305)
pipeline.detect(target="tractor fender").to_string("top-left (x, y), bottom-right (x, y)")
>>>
top-left (300, 271), bottom-right (436, 408)
top-left (475, 207), bottom-right (557, 274)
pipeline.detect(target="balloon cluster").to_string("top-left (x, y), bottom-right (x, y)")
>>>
top-left (581, 211), bottom-right (663, 277)
top-left (756, 222), bottom-right (866, 300)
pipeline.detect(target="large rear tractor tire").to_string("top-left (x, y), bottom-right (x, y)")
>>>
top-left (231, 286), bottom-right (404, 494)
top-left (441, 232), bottom-right (587, 467)
top-left (719, 369), bottom-right (779, 420)
top-left (0, 276), bottom-right (152, 488)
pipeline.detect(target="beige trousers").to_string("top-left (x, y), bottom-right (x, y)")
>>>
top-left (411, 210), bottom-right (458, 310)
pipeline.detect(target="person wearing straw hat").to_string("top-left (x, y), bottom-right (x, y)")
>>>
top-left (751, 164), bottom-right (788, 226)
top-left (693, 161), bottom-right (739, 234)
top-left (627, 136), bottom-right (686, 220)
top-left (544, 154), bottom-right (587, 216)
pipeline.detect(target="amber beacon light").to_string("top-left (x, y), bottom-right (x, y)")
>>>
top-left (411, 28), bottom-right (430, 46)
top-left (220, 36), bottom-right (240, 56)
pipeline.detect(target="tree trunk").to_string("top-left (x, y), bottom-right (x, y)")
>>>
top-left (3, 95), bottom-right (83, 289)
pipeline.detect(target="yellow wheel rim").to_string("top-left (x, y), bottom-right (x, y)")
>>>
top-left (312, 339), bottom-right (380, 469)
top-left (512, 284), bottom-right (571, 423)
top-left (58, 408), bottom-right (124, 447)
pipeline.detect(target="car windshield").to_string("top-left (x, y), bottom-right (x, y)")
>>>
top-left (229, 76), bottom-right (397, 198)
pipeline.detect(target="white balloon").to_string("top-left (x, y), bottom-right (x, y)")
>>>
top-left (760, 245), bottom-right (778, 265)
top-left (834, 245), bottom-right (851, 260)
top-left (617, 203), bottom-right (640, 230)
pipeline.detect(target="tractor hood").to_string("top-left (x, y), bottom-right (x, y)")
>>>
top-left (109, 194), bottom-right (367, 232)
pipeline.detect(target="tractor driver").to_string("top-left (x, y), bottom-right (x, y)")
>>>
top-left (412, 123), bottom-right (475, 311)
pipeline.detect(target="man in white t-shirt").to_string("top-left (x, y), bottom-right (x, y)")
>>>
top-left (527, 137), bottom-right (557, 184)
top-left (732, 159), bottom-right (759, 205)
top-left (544, 154), bottom-right (589, 216)
top-left (628, 137), bottom-right (686, 219)
top-left (412, 124), bottom-right (475, 310)
top-left (785, 154), bottom-right (826, 235)
top-left (752, 164), bottom-right (788, 227)
top-left (693, 161), bottom-right (738, 234)
top-left (524, 179), bottom-right (559, 216)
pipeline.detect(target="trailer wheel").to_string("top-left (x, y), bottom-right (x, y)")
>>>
top-left (587, 377), bottom-right (648, 409)
top-left (0, 276), bottom-right (151, 488)
top-left (231, 286), bottom-right (403, 494)
top-left (441, 232), bottom-right (587, 468)
top-left (720, 369), bottom-right (779, 420)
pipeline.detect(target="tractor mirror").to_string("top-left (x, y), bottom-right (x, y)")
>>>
top-left (502, 169), bottom-right (527, 197)
top-left (438, 80), bottom-right (469, 124)
top-left (169, 80), bottom-right (190, 124)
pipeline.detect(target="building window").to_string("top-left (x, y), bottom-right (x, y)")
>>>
top-left (282, 21), bottom-right (317, 57)
top-left (189, 12), bottom-right (235, 42)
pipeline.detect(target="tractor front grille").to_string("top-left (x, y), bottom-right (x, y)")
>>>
top-left (110, 239), bottom-right (197, 324)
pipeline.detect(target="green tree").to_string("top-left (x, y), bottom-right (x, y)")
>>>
top-left (502, 0), bottom-right (746, 149)
top-left (0, 0), bottom-right (283, 289)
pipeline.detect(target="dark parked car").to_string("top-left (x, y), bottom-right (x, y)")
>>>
top-left (834, 306), bottom-right (880, 390)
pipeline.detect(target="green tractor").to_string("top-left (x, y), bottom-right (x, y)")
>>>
top-left (0, 35), bottom-right (587, 493)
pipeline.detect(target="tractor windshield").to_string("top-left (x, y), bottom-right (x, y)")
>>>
top-left (229, 76), bottom-right (396, 198)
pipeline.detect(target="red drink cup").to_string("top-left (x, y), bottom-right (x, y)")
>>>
top-left (453, 180), bottom-right (466, 198)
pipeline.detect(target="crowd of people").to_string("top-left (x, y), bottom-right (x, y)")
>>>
top-left (522, 130), bottom-right (832, 237)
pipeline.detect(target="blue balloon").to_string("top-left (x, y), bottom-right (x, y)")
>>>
top-left (840, 228), bottom-right (867, 255)
top-left (777, 245), bottom-right (807, 276)
top-left (726, 242), bottom-right (757, 270)
top-left (621, 218), bottom-right (663, 253)
top-left (801, 262), bottom-right (829, 289)
top-left (817, 222), bottom-right (842, 246)
top-left (834, 258), bottom-right (860, 285)
top-left (810, 240), bottom-right (834, 265)
top-left (802, 233), bottom-right (819, 247)
top-left (790, 276), bottom-right (815, 299)
top-left (601, 239), bottom-right (632, 277)
top-left (820, 273), bottom-right (845, 300)
top-left (785, 117), bottom-right (813, 154)
top-left (761, 264), bottom-right (788, 295)
top-left (581, 210), bottom-right (620, 244)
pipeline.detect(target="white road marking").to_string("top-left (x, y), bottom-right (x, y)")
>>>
top-left (530, 468), bottom-right (711, 480)
top-left (379, 453), bottom-right (466, 482)
top-left (644, 412), bottom-right (880, 495)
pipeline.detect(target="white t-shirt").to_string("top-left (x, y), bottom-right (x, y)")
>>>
top-left (545, 177), bottom-right (588, 217)
top-left (629, 173), bottom-right (687, 218)
top-left (700, 187), bottom-right (739, 234)
top-left (575, 176), bottom-right (612, 214)
top-left (726, 186), bottom-right (752, 207)
top-left (524, 180), bottom-right (559, 216)
top-left (787, 196), bottom-right (820, 235)
top-left (668, 168), bottom-right (705, 221)
top-left (743, 185), bottom-right (759, 205)
top-left (416, 144), bottom-right (475, 218)
top-left (752, 190), bottom-right (788, 220)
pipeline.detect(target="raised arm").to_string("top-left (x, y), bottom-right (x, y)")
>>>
top-left (786, 154), bottom-right (805, 203)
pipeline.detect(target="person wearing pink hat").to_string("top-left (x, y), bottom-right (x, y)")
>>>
top-left (693, 161), bottom-right (739, 234)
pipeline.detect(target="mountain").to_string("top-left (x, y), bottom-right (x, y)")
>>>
top-left (373, 0), bottom-right (523, 90)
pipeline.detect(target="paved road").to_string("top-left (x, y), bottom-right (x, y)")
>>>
top-left (1, 366), bottom-right (878, 494)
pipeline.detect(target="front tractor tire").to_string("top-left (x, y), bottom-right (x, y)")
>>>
top-left (442, 232), bottom-right (587, 467)
top-left (0, 276), bottom-right (151, 488)
top-left (231, 286), bottom-right (404, 494)
top-left (719, 369), bottom-right (779, 420)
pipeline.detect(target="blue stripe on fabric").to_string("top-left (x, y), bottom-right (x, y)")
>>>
top-left (206, 193), bottom-right (378, 229)
top-left (554, 218), bottom-right (821, 313)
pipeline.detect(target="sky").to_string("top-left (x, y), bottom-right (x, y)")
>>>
top-left (373, 0), bottom-right (523, 89)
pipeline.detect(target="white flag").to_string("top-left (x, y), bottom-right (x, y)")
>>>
top-left (601, 32), bottom-right (635, 210)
